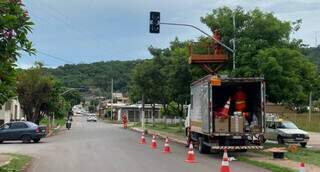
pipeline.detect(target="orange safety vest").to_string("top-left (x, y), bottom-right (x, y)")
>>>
top-left (234, 90), bottom-right (247, 111)
top-left (122, 115), bottom-right (127, 123)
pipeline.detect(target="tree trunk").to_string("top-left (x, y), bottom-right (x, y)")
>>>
top-left (179, 116), bottom-right (182, 131)
top-left (162, 103), bottom-right (167, 128)
top-left (152, 104), bottom-right (155, 127)
top-left (48, 115), bottom-right (51, 129)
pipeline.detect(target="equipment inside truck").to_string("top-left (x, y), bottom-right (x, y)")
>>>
top-left (212, 81), bottom-right (263, 133)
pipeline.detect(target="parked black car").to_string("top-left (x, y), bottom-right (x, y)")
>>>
top-left (0, 121), bottom-right (46, 143)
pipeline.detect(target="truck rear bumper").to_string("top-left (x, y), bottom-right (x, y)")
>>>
top-left (211, 145), bottom-right (263, 150)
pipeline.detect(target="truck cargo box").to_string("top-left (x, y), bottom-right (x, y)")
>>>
top-left (190, 75), bottom-right (266, 136)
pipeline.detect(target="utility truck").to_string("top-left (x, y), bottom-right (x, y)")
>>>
top-left (185, 30), bottom-right (266, 153)
top-left (186, 75), bottom-right (266, 153)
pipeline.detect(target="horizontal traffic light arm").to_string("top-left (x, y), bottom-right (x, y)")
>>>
top-left (160, 22), bottom-right (234, 53)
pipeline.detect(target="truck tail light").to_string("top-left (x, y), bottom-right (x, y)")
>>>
top-left (35, 128), bottom-right (40, 133)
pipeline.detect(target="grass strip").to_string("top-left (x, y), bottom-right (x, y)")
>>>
top-left (280, 113), bottom-right (320, 132)
top-left (40, 117), bottom-right (65, 126)
top-left (0, 154), bottom-right (32, 172)
top-left (130, 122), bottom-right (185, 137)
top-left (256, 143), bottom-right (320, 167)
top-left (238, 156), bottom-right (295, 172)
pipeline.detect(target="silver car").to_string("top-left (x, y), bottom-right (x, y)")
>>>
top-left (87, 115), bottom-right (97, 122)
top-left (265, 120), bottom-right (309, 147)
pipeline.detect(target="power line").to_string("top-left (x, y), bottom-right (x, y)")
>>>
top-left (29, 1), bottom-right (111, 52)
top-left (37, 51), bottom-right (74, 64)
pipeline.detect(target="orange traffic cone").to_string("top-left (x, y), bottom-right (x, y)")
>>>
top-left (218, 98), bottom-right (231, 119)
top-left (299, 162), bottom-right (305, 172)
top-left (139, 132), bottom-right (146, 144)
top-left (220, 149), bottom-right (231, 172)
top-left (163, 137), bottom-right (171, 153)
top-left (184, 142), bottom-right (196, 163)
top-left (150, 134), bottom-right (157, 149)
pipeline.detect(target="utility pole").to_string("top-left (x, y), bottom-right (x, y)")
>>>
top-left (111, 78), bottom-right (113, 121)
top-left (141, 95), bottom-right (145, 130)
top-left (232, 12), bottom-right (236, 70)
top-left (308, 91), bottom-right (312, 122)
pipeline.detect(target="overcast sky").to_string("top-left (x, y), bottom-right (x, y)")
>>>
top-left (17, 0), bottom-right (320, 68)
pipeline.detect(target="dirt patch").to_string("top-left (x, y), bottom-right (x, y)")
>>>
top-left (0, 154), bottom-right (11, 167)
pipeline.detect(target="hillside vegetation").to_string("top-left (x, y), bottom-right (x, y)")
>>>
top-left (303, 46), bottom-right (320, 69)
top-left (45, 60), bottom-right (143, 97)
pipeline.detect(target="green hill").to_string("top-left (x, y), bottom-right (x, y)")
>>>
top-left (302, 46), bottom-right (320, 70)
top-left (45, 60), bottom-right (143, 97)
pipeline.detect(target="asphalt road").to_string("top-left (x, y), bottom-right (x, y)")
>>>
top-left (308, 132), bottom-right (320, 149)
top-left (0, 117), bottom-right (269, 172)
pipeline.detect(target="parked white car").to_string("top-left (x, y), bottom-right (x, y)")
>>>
top-left (265, 119), bottom-right (309, 147)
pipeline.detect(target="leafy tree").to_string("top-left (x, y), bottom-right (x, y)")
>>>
top-left (62, 89), bottom-right (81, 107)
top-left (47, 82), bottom-right (71, 120)
top-left (90, 99), bottom-right (99, 107)
top-left (17, 63), bottom-right (72, 124)
top-left (200, 6), bottom-right (320, 105)
top-left (88, 105), bottom-right (95, 113)
top-left (0, 0), bottom-right (35, 105)
top-left (129, 58), bottom-right (166, 126)
top-left (201, 7), bottom-right (296, 74)
top-left (255, 48), bottom-right (319, 105)
top-left (130, 40), bottom-right (194, 127)
top-left (17, 63), bottom-right (55, 124)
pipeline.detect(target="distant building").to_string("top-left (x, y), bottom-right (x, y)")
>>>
top-left (0, 97), bottom-right (25, 125)
top-left (116, 104), bottom-right (162, 122)
top-left (112, 93), bottom-right (129, 104)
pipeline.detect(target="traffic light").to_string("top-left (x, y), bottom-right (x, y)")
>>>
top-left (150, 11), bottom-right (160, 33)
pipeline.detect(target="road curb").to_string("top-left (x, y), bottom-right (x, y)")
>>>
top-left (130, 127), bottom-right (187, 145)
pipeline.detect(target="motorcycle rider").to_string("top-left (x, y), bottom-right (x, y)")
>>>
top-left (66, 111), bottom-right (73, 130)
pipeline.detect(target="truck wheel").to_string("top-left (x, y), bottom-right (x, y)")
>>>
top-left (277, 136), bottom-right (284, 144)
top-left (300, 142), bottom-right (307, 148)
top-left (198, 137), bottom-right (211, 154)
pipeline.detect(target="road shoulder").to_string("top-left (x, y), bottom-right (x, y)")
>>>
top-left (129, 126), bottom-right (318, 172)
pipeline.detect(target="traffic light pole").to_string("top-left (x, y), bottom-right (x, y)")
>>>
top-left (160, 22), bottom-right (234, 53)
